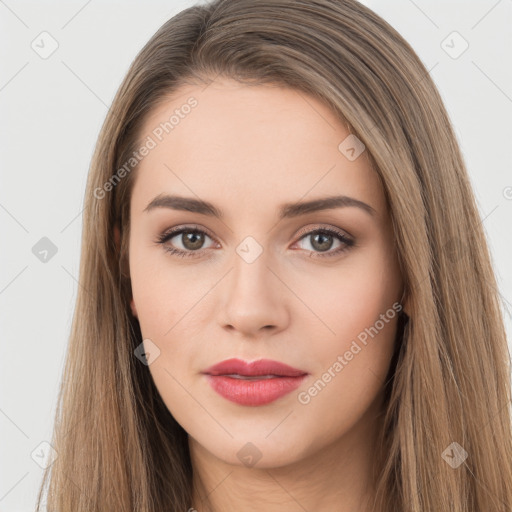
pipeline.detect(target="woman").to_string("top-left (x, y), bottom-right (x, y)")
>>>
top-left (36, 0), bottom-right (512, 510)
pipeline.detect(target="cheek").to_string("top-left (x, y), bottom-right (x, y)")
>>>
top-left (295, 242), bottom-right (400, 403)
top-left (304, 281), bottom-right (398, 395)
top-left (129, 236), bottom-right (202, 336)
top-left (129, 245), bottom-right (219, 395)
top-left (294, 291), bottom-right (399, 450)
top-left (298, 244), bottom-right (400, 353)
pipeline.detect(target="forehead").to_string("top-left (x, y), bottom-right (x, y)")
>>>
top-left (131, 77), bottom-right (386, 220)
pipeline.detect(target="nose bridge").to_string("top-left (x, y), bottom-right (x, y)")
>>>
top-left (230, 237), bottom-right (275, 301)
top-left (219, 236), bottom-right (288, 334)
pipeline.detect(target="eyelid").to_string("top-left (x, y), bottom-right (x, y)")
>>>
top-left (158, 223), bottom-right (351, 242)
top-left (158, 223), bottom-right (217, 241)
top-left (293, 223), bottom-right (352, 240)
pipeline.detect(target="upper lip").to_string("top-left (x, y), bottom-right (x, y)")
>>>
top-left (202, 358), bottom-right (308, 377)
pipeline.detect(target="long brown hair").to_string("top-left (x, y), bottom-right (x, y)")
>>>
top-left (36, 0), bottom-right (512, 510)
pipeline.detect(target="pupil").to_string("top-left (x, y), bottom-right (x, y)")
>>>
top-left (183, 231), bottom-right (204, 250)
top-left (312, 233), bottom-right (333, 251)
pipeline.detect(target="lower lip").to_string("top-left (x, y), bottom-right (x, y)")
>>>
top-left (204, 374), bottom-right (308, 406)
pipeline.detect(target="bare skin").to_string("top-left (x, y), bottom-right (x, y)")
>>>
top-left (125, 77), bottom-right (405, 511)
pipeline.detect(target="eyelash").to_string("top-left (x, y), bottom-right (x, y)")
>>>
top-left (154, 224), bottom-right (355, 260)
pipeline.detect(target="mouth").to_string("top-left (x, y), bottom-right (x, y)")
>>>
top-left (221, 374), bottom-right (286, 380)
top-left (202, 357), bottom-right (307, 377)
top-left (202, 358), bottom-right (308, 406)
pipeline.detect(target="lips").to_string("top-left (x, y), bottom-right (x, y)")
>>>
top-left (202, 358), bottom-right (308, 406)
top-left (203, 358), bottom-right (307, 377)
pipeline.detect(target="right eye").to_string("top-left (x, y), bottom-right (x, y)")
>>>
top-left (155, 225), bottom-right (218, 259)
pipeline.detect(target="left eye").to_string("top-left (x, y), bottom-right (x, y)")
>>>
top-left (155, 225), bottom-right (354, 259)
top-left (294, 228), bottom-right (353, 256)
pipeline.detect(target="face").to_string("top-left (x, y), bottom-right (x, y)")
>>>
top-left (126, 77), bottom-right (404, 468)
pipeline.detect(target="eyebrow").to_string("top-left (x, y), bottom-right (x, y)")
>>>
top-left (143, 193), bottom-right (376, 219)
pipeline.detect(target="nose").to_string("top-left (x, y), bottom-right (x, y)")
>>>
top-left (218, 249), bottom-right (289, 338)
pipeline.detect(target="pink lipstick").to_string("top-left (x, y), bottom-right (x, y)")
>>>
top-left (202, 358), bottom-right (308, 406)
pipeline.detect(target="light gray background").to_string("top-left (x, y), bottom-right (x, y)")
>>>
top-left (1, 1), bottom-right (511, 510)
